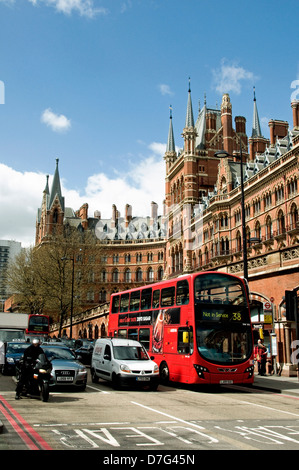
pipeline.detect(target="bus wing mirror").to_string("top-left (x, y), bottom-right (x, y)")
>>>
top-left (183, 332), bottom-right (189, 343)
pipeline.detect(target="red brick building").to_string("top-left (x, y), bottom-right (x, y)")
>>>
top-left (37, 87), bottom-right (299, 375)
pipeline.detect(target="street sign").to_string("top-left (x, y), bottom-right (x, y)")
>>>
top-left (263, 301), bottom-right (272, 311)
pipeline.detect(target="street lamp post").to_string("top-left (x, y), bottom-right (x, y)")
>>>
top-left (215, 140), bottom-right (248, 282)
top-left (61, 256), bottom-right (74, 339)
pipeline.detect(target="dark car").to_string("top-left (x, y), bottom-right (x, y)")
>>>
top-left (1, 341), bottom-right (30, 375)
top-left (75, 344), bottom-right (94, 365)
top-left (42, 344), bottom-right (87, 390)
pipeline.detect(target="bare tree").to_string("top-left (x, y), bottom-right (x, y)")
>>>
top-left (8, 228), bottom-right (103, 337)
top-left (36, 229), bottom-right (102, 337)
top-left (7, 247), bottom-right (45, 314)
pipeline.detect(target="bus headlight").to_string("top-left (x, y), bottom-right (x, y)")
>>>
top-left (194, 364), bottom-right (209, 378)
top-left (245, 365), bottom-right (254, 378)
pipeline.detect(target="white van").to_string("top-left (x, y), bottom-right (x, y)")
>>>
top-left (91, 338), bottom-right (159, 390)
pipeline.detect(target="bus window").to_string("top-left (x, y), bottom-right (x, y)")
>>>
top-left (177, 327), bottom-right (193, 354)
top-left (120, 293), bottom-right (129, 312)
top-left (112, 295), bottom-right (120, 313)
top-left (118, 329), bottom-right (127, 338)
top-left (128, 329), bottom-right (138, 340)
top-left (139, 328), bottom-right (150, 350)
top-left (141, 288), bottom-right (152, 310)
top-left (161, 286), bottom-right (175, 307)
top-left (129, 291), bottom-right (140, 311)
top-left (176, 280), bottom-right (189, 305)
top-left (194, 273), bottom-right (246, 305)
top-left (152, 290), bottom-right (160, 308)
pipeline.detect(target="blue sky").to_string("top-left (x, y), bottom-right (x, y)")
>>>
top-left (0, 0), bottom-right (298, 246)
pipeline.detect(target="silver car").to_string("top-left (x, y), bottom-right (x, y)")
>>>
top-left (42, 344), bottom-right (87, 391)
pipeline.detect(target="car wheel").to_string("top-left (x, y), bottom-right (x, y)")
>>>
top-left (91, 369), bottom-right (98, 383)
top-left (149, 383), bottom-right (159, 391)
top-left (112, 373), bottom-right (121, 390)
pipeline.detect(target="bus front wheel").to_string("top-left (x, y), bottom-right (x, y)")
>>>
top-left (159, 362), bottom-right (169, 384)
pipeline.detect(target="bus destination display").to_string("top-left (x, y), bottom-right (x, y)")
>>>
top-left (199, 308), bottom-right (248, 323)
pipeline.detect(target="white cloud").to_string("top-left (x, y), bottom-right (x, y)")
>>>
top-left (41, 108), bottom-right (71, 133)
top-left (120, 0), bottom-right (132, 13)
top-left (212, 59), bottom-right (257, 95)
top-left (81, 143), bottom-right (165, 218)
top-left (0, 143), bottom-right (165, 247)
top-left (0, 164), bottom-right (45, 247)
top-left (27, 0), bottom-right (108, 17)
top-left (158, 84), bottom-right (174, 96)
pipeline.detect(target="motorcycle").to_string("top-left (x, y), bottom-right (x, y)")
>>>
top-left (16, 353), bottom-right (52, 402)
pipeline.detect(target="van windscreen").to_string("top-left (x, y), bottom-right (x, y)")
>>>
top-left (113, 346), bottom-right (149, 361)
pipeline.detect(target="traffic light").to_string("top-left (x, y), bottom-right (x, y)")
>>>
top-left (285, 290), bottom-right (297, 321)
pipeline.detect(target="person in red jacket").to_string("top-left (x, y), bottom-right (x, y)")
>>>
top-left (254, 339), bottom-right (267, 375)
top-left (259, 340), bottom-right (268, 376)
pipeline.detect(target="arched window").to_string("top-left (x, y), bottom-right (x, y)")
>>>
top-left (236, 231), bottom-right (241, 252)
top-left (147, 267), bottom-right (154, 282)
top-left (53, 208), bottom-right (58, 223)
top-left (125, 268), bottom-right (131, 283)
top-left (158, 266), bottom-right (164, 281)
top-left (277, 210), bottom-right (285, 235)
top-left (136, 268), bottom-right (143, 282)
top-left (254, 221), bottom-right (261, 241)
top-left (266, 216), bottom-right (272, 240)
top-left (94, 325), bottom-right (99, 339)
top-left (112, 269), bottom-right (119, 283)
top-left (290, 203), bottom-right (298, 230)
top-left (99, 289), bottom-right (107, 302)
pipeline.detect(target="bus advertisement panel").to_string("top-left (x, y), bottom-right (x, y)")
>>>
top-left (108, 272), bottom-right (254, 386)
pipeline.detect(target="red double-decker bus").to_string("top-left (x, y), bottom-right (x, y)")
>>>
top-left (108, 271), bottom-right (254, 386)
top-left (25, 314), bottom-right (50, 339)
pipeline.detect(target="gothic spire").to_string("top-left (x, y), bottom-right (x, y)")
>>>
top-left (166, 105), bottom-right (176, 153)
top-left (185, 78), bottom-right (194, 128)
top-left (44, 174), bottom-right (49, 195)
top-left (49, 158), bottom-right (65, 211)
top-left (251, 87), bottom-right (262, 138)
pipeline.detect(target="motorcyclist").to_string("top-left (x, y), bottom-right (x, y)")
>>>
top-left (15, 338), bottom-right (45, 399)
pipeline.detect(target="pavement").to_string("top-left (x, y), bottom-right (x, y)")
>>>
top-left (251, 373), bottom-right (299, 395)
top-left (1, 374), bottom-right (299, 434)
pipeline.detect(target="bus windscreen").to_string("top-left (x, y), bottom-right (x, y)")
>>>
top-left (194, 273), bottom-right (252, 364)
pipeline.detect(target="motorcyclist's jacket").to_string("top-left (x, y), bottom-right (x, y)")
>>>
top-left (23, 345), bottom-right (45, 367)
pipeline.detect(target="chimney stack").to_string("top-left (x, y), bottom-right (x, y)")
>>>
top-left (269, 120), bottom-right (289, 146)
top-left (221, 94), bottom-right (233, 155)
top-left (291, 100), bottom-right (299, 130)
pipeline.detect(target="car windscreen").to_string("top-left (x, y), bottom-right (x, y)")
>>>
top-left (113, 345), bottom-right (149, 361)
top-left (43, 347), bottom-right (76, 361)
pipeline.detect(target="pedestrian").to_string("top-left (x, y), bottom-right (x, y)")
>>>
top-left (258, 339), bottom-right (267, 376)
top-left (254, 339), bottom-right (262, 375)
